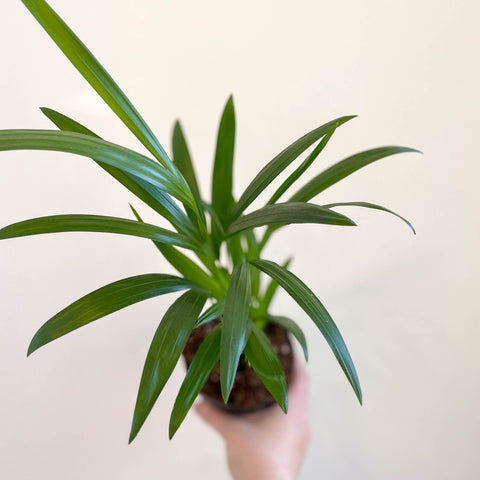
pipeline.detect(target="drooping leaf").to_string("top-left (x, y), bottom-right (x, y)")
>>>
top-left (323, 201), bottom-right (416, 234)
top-left (195, 299), bottom-right (225, 328)
top-left (290, 146), bottom-right (421, 203)
top-left (251, 259), bottom-right (362, 404)
top-left (172, 121), bottom-right (201, 200)
top-left (130, 289), bottom-right (208, 443)
top-left (0, 214), bottom-right (199, 250)
top-left (169, 325), bottom-right (221, 438)
top-left (244, 321), bottom-right (288, 413)
top-left (0, 129), bottom-right (195, 209)
top-left (268, 315), bottom-right (308, 361)
top-left (28, 274), bottom-right (195, 356)
top-left (41, 107), bottom-right (194, 235)
top-left (267, 124), bottom-right (338, 205)
top-left (231, 115), bottom-right (356, 220)
top-left (130, 205), bottom-right (221, 296)
top-left (220, 262), bottom-right (251, 402)
top-left (258, 257), bottom-right (292, 317)
top-left (227, 202), bottom-right (356, 236)
top-left (21, 0), bottom-right (175, 169)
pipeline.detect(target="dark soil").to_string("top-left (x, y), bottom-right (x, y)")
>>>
top-left (183, 320), bottom-right (294, 414)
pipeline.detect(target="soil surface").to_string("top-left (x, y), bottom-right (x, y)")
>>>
top-left (183, 320), bottom-right (294, 413)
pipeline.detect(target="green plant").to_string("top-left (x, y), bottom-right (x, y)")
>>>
top-left (1, 0), bottom-right (419, 442)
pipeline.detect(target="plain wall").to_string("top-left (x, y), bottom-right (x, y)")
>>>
top-left (1, 0), bottom-right (479, 478)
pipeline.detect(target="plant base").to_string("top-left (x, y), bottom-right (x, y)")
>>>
top-left (183, 320), bottom-right (294, 414)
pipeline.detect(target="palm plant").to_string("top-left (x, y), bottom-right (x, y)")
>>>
top-left (1, 0), bottom-right (419, 441)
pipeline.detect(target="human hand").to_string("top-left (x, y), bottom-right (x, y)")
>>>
top-left (195, 360), bottom-right (311, 480)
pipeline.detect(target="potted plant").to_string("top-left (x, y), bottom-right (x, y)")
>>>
top-left (1, 0), bottom-right (419, 442)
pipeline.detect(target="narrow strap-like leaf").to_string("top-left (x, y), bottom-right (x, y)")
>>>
top-left (323, 201), bottom-right (416, 234)
top-left (251, 259), bottom-right (362, 404)
top-left (231, 115), bottom-right (356, 221)
top-left (267, 124), bottom-right (338, 205)
top-left (41, 107), bottom-right (194, 235)
top-left (172, 121), bottom-right (201, 200)
top-left (0, 214), bottom-right (199, 250)
top-left (21, 0), bottom-right (174, 169)
top-left (195, 299), bottom-right (225, 328)
top-left (130, 205), bottom-right (221, 297)
top-left (28, 274), bottom-right (195, 356)
top-left (290, 146), bottom-right (421, 203)
top-left (0, 129), bottom-right (195, 210)
top-left (220, 262), bottom-right (251, 403)
top-left (130, 289), bottom-right (208, 442)
top-left (244, 322), bottom-right (288, 413)
top-left (212, 96), bottom-right (236, 229)
top-left (268, 315), bottom-right (308, 361)
top-left (227, 202), bottom-right (356, 236)
top-left (169, 325), bottom-right (221, 439)
top-left (258, 257), bottom-right (292, 317)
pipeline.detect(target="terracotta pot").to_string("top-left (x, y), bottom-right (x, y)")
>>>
top-left (183, 320), bottom-right (294, 414)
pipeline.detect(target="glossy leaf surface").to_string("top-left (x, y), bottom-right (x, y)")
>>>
top-left (212, 96), bottom-right (236, 229)
top-left (290, 146), bottom-right (420, 203)
top-left (21, 0), bottom-right (173, 168)
top-left (195, 299), bottom-right (225, 328)
top-left (258, 257), bottom-right (292, 317)
top-left (220, 262), bottom-right (251, 402)
top-left (244, 322), bottom-right (288, 413)
top-left (130, 206), bottom-right (220, 296)
top-left (41, 108), bottom-right (194, 235)
top-left (28, 274), bottom-right (194, 356)
top-left (231, 115), bottom-right (356, 220)
top-left (169, 325), bottom-right (221, 438)
top-left (227, 202), bottom-right (356, 236)
top-left (267, 124), bottom-right (338, 205)
top-left (251, 259), bottom-right (362, 404)
top-left (0, 129), bottom-right (195, 209)
top-left (268, 315), bottom-right (308, 361)
top-left (130, 289), bottom-right (208, 442)
top-left (172, 121), bottom-right (201, 200)
top-left (0, 214), bottom-right (198, 250)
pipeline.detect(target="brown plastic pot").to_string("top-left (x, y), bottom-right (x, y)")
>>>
top-left (183, 320), bottom-right (294, 414)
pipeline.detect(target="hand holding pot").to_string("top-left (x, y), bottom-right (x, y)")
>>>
top-left (196, 360), bottom-right (311, 480)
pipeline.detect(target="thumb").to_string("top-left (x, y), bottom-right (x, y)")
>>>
top-left (195, 401), bottom-right (234, 437)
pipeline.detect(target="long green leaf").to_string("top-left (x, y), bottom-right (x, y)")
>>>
top-left (268, 315), bottom-right (308, 362)
top-left (251, 259), bottom-right (362, 404)
top-left (21, 0), bottom-right (174, 169)
top-left (267, 124), bottom-right (338, 205)
top-left (129, 205), bottom-right (221, 297)
top-left (0, 214), bottom-right (198, 250)
top-left (220, 262), bottom-right (251, 403)
top-left (323, 201), bottom-right (416, 234)
top-left (0, 129), bottom-right (195, 209)
top-left (244, 322), bottom-right (288, 413)
top-left (227, 202), bottom-right (356, 236)
top-left (172, 121), bottom-right (201, 200)
top-left (231, 115), bottom-right (356, 220)
top-left (290, 146), bottom-right (421, 203)
top-left (169, 325), bottom-right (221, 438)
top-left (41, 108), bottom-right (194, 235)
top-left (195, 299), bottom-right (225, 328)
top-left (130, 289), bottom-right (208, 442)
top-left (28, 273), bottom-right (194, 356)
top-left (212, 96), bottom-right (236, 229)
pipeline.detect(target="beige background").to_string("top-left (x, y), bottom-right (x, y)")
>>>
top-left (1, 0), bottom-right (479, 478)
